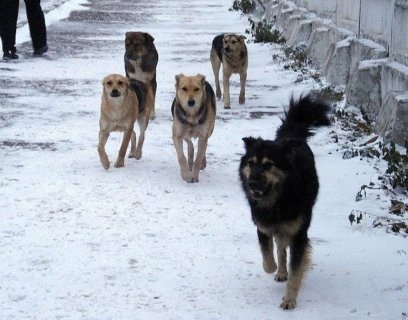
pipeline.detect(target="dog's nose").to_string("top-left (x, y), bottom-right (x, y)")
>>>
top-left (248, 180), bottom-right (260, 190)
top-left (225, 46), bottom-right (231, 53)
top-left (110, 89), bottom-right (120, 97)
top-left (188, 99), bottom-right (195, 107)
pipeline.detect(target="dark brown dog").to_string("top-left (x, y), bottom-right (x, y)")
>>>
top-left (210, 33), bottom-right (248, 109)
top-left (98, 74), bottom-right (138, 170)
top-left (124, 31), bottom-right (158, 119)
top-left (171, 74), bottom-right (216, 183)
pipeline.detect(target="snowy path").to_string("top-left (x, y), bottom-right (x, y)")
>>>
top-left (0, 0), bottom-right (407, 319)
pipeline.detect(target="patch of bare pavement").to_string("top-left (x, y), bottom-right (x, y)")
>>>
top-left (0, 139), bottom-right (57, 151)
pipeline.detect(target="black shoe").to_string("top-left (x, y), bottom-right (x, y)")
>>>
top-left (33, 44), bottom-right (48, 57)
top-left (3, 52), bottom-right (19, 61)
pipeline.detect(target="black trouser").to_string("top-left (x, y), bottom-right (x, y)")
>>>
top-left (0, 0), bottom-right (19, 54)
top-left (24, 0), bottom-right (47, 50)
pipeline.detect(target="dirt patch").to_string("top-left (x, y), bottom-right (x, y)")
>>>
top-left (0, 78), bottom-right (94, 96)
top-left (0, 112), bottom-right (24, 128)
top-left (0, 140), bottom-right (57, 151)
top-left (249, 111), bottom-right (280, 119)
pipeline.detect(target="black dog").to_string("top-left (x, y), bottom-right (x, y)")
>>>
top-left (239, 94), bottom-right (330, 310)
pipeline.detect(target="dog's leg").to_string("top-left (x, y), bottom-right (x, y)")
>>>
top-left (239, 70), bottom-right (247, 104)
top-left (223, 69), bottom-right (232, 109)
top-left (98, 130), bottom-right (110, 170)
top-left (114, 128), bottom-right (133, 168)
top-left (173, 135), bottom-right (191, 182)
top-left (185, 138), bottom-right (194, 171)
top-left (275, 236), bottom-right (288, 282)
top-left (191, 137), bottom-right (208, 182)
top-left (211, 51), bottom-right (222, 99)
top-left (128, 130), bottom-right (137, 158)
top-left (201, 155), bottom-right (206, 170)
top-left (149, 81), bottom-right (156, 120)
top-left (280, 235), bottom-right (311, 310)
top-left (134, 115), bottom-right (149, 160)
top-left (257, 229), bottom-right (277, 273)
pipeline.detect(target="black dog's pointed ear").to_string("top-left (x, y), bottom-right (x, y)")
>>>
top-left (242, 137), bottom-right (258, 149)
top-left (144, 33), bottom-right (154, 44)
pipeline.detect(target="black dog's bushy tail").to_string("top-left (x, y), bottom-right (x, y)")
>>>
top-left (276, 94), bottom-right (331, 141)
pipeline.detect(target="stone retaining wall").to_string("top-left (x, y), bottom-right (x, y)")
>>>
top-left (264, 0), bottom-right (408, 146)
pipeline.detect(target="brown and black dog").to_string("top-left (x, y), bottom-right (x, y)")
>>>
top-left (124, 31), bottom-right (158, 119)
top-left (98, 74), bottom-right (138, 170)
top-left (210, 33), bottom-right (248, 109)
top-left (239, 95), bottom-right (331, 309)
top-left (171, 74), bottom-right (216, 183)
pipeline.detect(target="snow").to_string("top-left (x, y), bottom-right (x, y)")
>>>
top-left (357, 38), bottom-right (386, 52)
top-left (1, 0), bottom-right (407, 319)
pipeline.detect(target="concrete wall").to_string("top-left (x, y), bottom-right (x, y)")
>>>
top-left (360, 0), bottom-right (393, 49)
top-left (335, 0), bottom-right (361, 34)
top-left (392, 0), bottom-right (408, 65)
top-left (266, 0), bottom-right (408, 146)
top-left (297, 0), bottom-right (337, 19)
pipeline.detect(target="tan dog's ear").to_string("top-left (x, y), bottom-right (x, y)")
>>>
top-left (144, 33), bottom-right (155, 43)
top-left (124, 76), bottom-right (131, 87)
top-left (239, 35), bottom-right (246, 41)
top-left (175, 74), bottom-right (184, 87)
top-left (196, 74), bottom-right (206, 86)
top-left (102, 76), bottom-right (108, 86)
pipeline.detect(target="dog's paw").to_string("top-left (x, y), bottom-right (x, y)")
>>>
top-left (224, 105), bottom-right (231, 109)
top-left (99, 151), bottom-right (110, 170)
top-left (200, 157), bottom-right (207, 170)
top-left (114, 158), bottom-right (125, 168)
top-left (100, 159), bottom-right (110, 170)
top-left (274, 270), bottom-right (288, 282)
top-left (216, 89), bottom-right (221, 99)
top-left (280, 297), bottom-right (296, 310)
top-left (263, 259), bottom-right (277, 274)
top-left (181, 171), bottom-right (199, 183)
top-left (184, 175), bottom-right (199, 183)
top-left (129, 149), bottom-right (142, 160)
top-left (239, 95), bottom-right (245, 104)
top-left (181, 170), bottom-right (192, 183)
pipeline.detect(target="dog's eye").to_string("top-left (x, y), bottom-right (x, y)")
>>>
top-left (182, 87), bottom-right (188, 92)
top-left (106, 81), bottom-right (113, 86)
top-left (118, 80), bottom-right (124, 85)
top-left (194, 87), bottom-right (200, 92)
top-left (232, 40), bottom-right (237, 44)
top-left (263, 162), bottom-right (274, 170)
top-left (248, 159), bottom-right (256, 167)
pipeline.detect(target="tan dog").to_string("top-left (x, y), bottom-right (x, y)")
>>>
top-left (210, 33), bottom-right (248, 109)
top-left (171, 74), bottom-right (216, 183)
top-left (98, 74), bottom-right (139, 170)
top-left (124, 31), bottom-right (158, 119)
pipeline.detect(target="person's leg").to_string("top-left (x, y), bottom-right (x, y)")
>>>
top-left (0, 0), bottom-right (19, 58)
top-left (24, 0), bottom-right (47, 54)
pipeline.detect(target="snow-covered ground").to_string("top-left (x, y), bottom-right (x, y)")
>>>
top-left (0, 0), bottom-right (407, 319)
